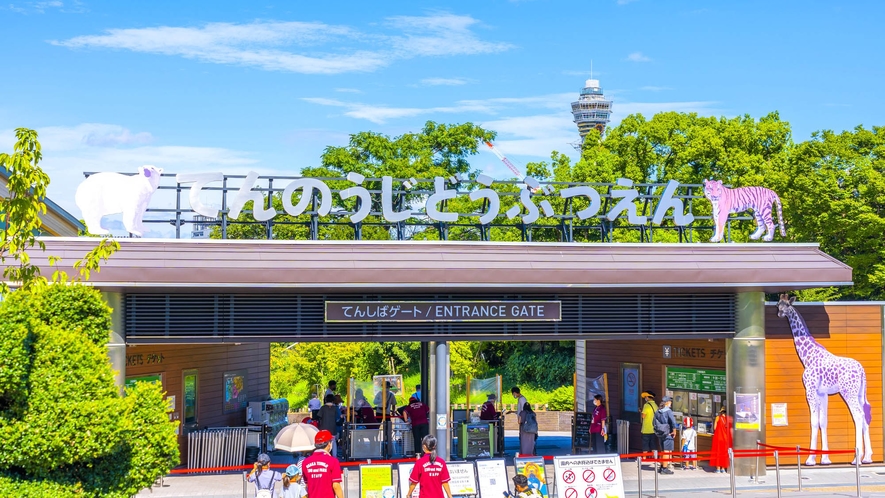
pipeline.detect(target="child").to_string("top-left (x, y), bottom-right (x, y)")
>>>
top-left (681, 416), bottom-right (698, 470)
top-left (282, 463), bottom-right (307, 498)
top-left (506, 474), bottom-right (542, 498)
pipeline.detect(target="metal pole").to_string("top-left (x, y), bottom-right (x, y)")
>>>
top-left (637, 457), bottom-right (643, 498)
top-left (653, 450), bottom-right (659, 498)
top-left (436, 342), bottom-right (450, 459)
top-left (796, 445), bottom-right (802, 492)
top-left (856, 447), bottom-right (862, 498)
top-left (753, 440), bottom-right (759, 483)
top-left (729, 448), bottom-right (736, 498)
top-left (242, 471), bottom-right (247, 498)
top-left (774, 450), bottom-right (781, 498)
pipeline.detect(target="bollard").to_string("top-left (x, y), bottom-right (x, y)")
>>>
top-left (242, 471), bottom-right (247, 498)
top-left (653, 450), bottom-right (659, 498)
top-left (855, 447), bottom-right (862, 498)
top-left (796, 445), bottom-right (802, 492)
top-left (637, 457), bottom-right (643, 498)
top-left (728, 448), bottom-right (736, 498)
top-left (774, 450), bottom-right (782, 498)
top-left (752, 440), bottom-right (759, 483)
top-left (344, 467), bottom-right (349, 498)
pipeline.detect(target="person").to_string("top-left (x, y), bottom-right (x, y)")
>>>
top-left (653, 396), bottom-right (678, 474)
top-left (282, 463), bottom-right (308, 498)
top-left (374, 381), bottom-right (397, 414)
top-left (640, 391), bottom-right (659, 458)
top-left (412, 384), bottom-right (422, 402)
top-left (518, 402), bottom-right (538, 456)
top-left (308, 393), bottom-right (321, 420)
top-left (407, 435), bottom-right (452, 498)
top-left (590, 394), bottom-right (607, 454)
top-left (479, 394), bottom-right (498, 421)
top-left (403, 396), bottom-right (430, 456)
top-left (334, 394), bottom-right (346, 421)
top-left (324, 380), bottom-right (337, 399)
top-left (710, 406), bottom-right (733, 473)
top-left (681, 416), bottom-right (698, 470)
top-left (248, 452), bottom-right (282, 498)
top-left (316, 394), bottom-right (341, 457)
top-left (511, 386), bottom-right (527, 415)
top-left (303, 430), bottom-right (344, 498)
top-left (506, 474), bottom-right (542, 498)
top-left (353, 388), bottom-right (377, 424)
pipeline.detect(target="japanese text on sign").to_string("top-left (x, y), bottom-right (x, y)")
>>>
top-left (325, 301), bottom-right (561, 322)
top-left (665, 367), bottom-right (726, 393)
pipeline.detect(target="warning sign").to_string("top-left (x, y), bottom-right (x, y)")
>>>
top-left (553, 455), bottom-right (625, 498)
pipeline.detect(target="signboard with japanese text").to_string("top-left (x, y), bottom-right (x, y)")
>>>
top-left (447, 462), bottom-right (478, 497)
top-left (665, 367), bottom-right (726, 393)
top-left (553, 455), bottom-right (625, 498)
top-left (397, 463), bottom-right (419, 498)
top-left (475, 459), bottom-right (509, 498)
top-left (325, 301), bottom-right (561, 323)
top-left (360, 464), bottom-right (393, 498)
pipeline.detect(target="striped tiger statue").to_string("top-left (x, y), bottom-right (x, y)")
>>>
top-left (703, 179), bottom-right (786, 242)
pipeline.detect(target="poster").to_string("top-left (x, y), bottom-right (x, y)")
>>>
top-left (553, 455), bottom-right (625, 498)
top-left (360, 464), bottom-right (393, 498)
top-left (734, 392), bottom-right (761, 431)
top-left (475, 459), bottom-right (509, 498)
top-left (514, 457), bottom-right (549, 498)
top-left (222, 370), bottom-right (247, 414)
top-left (772, 403), bottom-right (788, 427)
top-left (397, 463), bottom-right (419, 498)
top-left (447, 463), bottom-right (477, 496)
top-left (621, 364), bottom-right (640, 413)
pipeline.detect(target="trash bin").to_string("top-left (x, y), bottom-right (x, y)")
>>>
top-left (616, 420), bottom-right (630, 455)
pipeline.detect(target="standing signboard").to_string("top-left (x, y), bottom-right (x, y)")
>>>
top-left (447, 462), bottom-right (478, 497)
top-left (514, 457), bottom-right (549, 498)
top-left (397, 463), bottom-right (419, 498)
top-left (553, 455), bottom-right (625, 498)
top-left (475, 459), bottom-right (509, 498)
top-left (573, 412), bottom-right (591, 452)
top-left (360, 464), bottom-right (393, 498)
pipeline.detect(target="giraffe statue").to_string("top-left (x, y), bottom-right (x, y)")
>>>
top-left (777, 294), bottom-right (873, 465)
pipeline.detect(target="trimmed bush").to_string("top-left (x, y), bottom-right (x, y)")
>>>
top-left (546, 385), bottom-right (575, 411)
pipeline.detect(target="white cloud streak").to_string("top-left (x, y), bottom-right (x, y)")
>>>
top-left (421, 77), bottom-right (468, 86)
top-left (626, 51), bottom-right (651, 62)
top-left (52, 14), bottom-right (512, 75)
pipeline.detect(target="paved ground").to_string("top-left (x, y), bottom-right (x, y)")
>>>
top-left (137, 432), bottom-right (885, 498)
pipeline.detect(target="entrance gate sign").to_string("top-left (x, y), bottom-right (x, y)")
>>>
top-left (325, 301), bottom-right (561, 322)
top-left (553, 455), bottom-right (625, 498)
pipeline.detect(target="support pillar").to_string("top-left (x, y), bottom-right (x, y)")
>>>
top-left (102, 291), bottom-right (126, 395)
top-left (428, 341), bottom-right (437, 439)
top-left (420, 342), bottom-right (430, 405)
top-left (435, 341), bottom-right (450, 459)
top-left (727, 292), bottom-right (766, 477)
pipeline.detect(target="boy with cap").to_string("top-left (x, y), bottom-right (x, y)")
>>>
top-left (303, 430), bottom-right (344, 498)
top-left (640, 391), bottom-right (659, 457)
top-left (506, 474), bottom-right (542, 498)
top-left (653, 396), bottom-right (678, 474)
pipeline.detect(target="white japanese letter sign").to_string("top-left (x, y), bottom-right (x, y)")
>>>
top-left (553, 455), bottom-right (625, 498)
top-left (75, 170), bottom-right (700, 235)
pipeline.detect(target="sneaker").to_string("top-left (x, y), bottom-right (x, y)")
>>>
top-left (661, 468), bottom-right (674, 475)
top-left (689, 466), bottom-right (696, 470)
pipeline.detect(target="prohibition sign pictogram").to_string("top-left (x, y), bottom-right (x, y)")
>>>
top-left (563, 470), bottom-right (576, 484)
top-left (584, 487), bottom-right (598, 498)
top-left (564, 488), bottom-right (578, 498)
top-left (603, 468), bottom-right (617, 482)
top-left (626, 372), bottom-right (637, 387)
top-left (582, 469), bottom-right (596, 483)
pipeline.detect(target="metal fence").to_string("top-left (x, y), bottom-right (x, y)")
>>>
top-left (187, 427), bottom-right (249, 471)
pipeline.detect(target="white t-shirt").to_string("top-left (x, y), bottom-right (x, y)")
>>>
top-left (681, 427), bottom-right (697, 451)
top-left (282, 481), bottom-right (307, 498)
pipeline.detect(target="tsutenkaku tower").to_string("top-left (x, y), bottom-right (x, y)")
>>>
top-left (571, 78), bottom-right (612, 140)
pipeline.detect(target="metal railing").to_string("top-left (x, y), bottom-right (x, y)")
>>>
top-left (187, 427), bottom-right (249, 471)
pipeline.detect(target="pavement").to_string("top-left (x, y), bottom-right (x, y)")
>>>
top-left (137, 432), bottom-right (885, 498)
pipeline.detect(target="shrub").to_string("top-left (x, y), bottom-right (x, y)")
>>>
top-left (546, 385), bottom-right (575, 411)
top-left (0, 284), bottom-right (179, 496)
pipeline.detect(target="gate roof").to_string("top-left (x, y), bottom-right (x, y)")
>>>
top-left (14, 238), bottom-right (851, 293)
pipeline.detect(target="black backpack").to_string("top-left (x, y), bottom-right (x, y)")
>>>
top-left (652, 409), bottom-right (671, 437)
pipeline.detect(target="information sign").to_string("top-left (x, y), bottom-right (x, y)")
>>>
top-left (771, 403), bottom-right (788, 427)
top-left (447, 463), bottom-right (478, 497)
top-left (475, 459), bottom-right (509, 498)
top-left (573, 412), bottom-right (591, 449)
top-left (553, 455), bottom-right (625, 498)
top-left (665, 367), bottom-right (726, 393)
top-left (397, 463), bottom-right (419, 498)
top-left (360, 464), bottom-right (393, 498)
top-left (514, 457), bottom-right (549, 498)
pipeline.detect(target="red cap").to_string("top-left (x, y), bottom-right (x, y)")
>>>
top-left (315, 430), bottom-right (334, 445)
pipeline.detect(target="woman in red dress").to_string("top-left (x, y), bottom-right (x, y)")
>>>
top-left (709, 407), bottom-right (733, 473)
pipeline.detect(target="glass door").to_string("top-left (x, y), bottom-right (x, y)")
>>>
top-left (183, 369), bottom-right (198, 429)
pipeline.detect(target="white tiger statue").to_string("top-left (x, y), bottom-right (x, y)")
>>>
top-left (703, 179), bottom-right (786, 242)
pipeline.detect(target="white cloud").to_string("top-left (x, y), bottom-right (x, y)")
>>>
top-left (52, 14), bottom-right (512, 75)
top-left (302, 97), bottom-right (491, 124)
top-left (640, 86), bottom-right (671, 92)
top-left (3, 0), bottom-right (80, 14)
top-left (617, 0), bottom-right (639, 4)
top-left (421, 77), bottom-right (468, 86)
top-left (625, 52), bottom-right (651, 62)
top-left (335, 88), bottom-right (363, 93)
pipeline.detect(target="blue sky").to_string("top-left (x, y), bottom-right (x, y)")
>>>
top-left (1, 0), bottom-right (883, 230)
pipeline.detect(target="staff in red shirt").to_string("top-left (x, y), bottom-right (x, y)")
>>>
top-left (403, 396), bottom-right (430, 456)
top-left (302, 430), bottom-right (344, 498)
top-left (407, 435), bottom-right (453, 498)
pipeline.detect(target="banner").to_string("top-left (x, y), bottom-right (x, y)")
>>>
top-left (734, 392), bottom-right (761, 431)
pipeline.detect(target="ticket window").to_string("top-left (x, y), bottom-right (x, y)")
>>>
top-left (664, 366), bottom-right (725, 434)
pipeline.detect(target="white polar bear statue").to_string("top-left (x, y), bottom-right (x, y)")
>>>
top-left (75, 165), bottom-right (163, 236)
